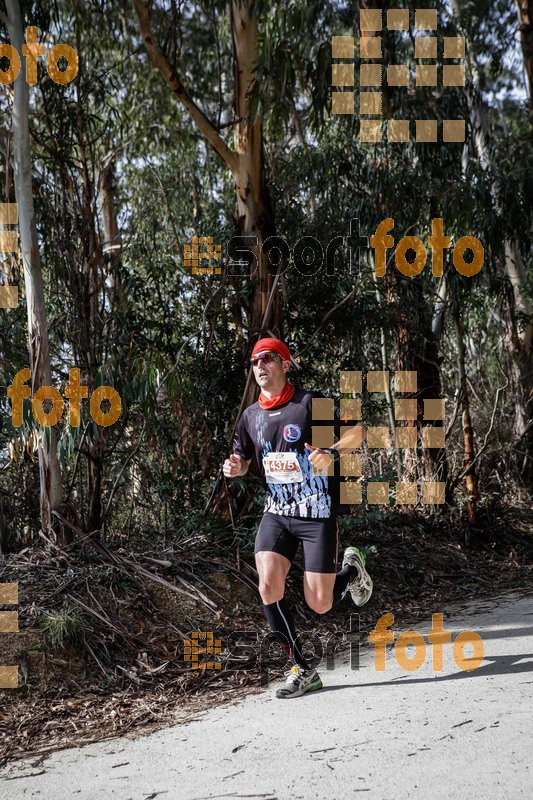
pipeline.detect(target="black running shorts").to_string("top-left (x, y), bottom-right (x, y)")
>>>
top-left (254, 512), bottom-right (339, 574)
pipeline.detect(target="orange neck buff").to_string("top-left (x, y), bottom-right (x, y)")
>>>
top-left (258, 382), bottom-right (296, 410)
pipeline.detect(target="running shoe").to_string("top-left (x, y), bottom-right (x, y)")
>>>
top-left (342, 546), bottom-right (373, 606)
top-left (275, 664), bottom-right (323, 699)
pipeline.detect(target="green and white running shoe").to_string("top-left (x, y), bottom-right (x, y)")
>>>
top-left (275, 664), bottom-right (323, 699)
top-left (342, 546), bottom-right (373, 606)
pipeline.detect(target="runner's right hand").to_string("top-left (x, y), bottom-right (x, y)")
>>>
top-left (223, 453), bottom-right (242, 478)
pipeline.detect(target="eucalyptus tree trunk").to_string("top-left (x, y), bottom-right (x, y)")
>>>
top-left (100, 154), bottom-right (128, 313)
top-left (77, 89), bottom-right (107, 534)
top-left (515, 0), bottom-right (533, 112)
top-left (133, 0), bottom-right (285, 522)
top-left (0, 490), bottom-right (9, 555)
top-left (100, 159), bottom-right (122, 261)
top-left (382, 261), bottom-right (448, 497)
top-left (358, 2), bottom-right (448, 496)
top-left (452, 0), bottom-right (533, 494)
top-left (4, 0), bottom-right (63, 535)
top-left (133, 0), bottom-right (281, 397)
top-left (454, 312), bottom-right (478, 525)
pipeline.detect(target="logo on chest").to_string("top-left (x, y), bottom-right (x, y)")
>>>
top-left (283, 424), bottom-right (302, 442)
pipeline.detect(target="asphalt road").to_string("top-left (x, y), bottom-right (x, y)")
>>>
top-left (3, 592), bottom-right (532, 800)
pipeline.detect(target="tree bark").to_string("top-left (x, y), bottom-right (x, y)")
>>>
top-left (4, 0), bottom-right (63, 535)
top-left (0, 488), bottom-right (9, 555)
top-left (230, 0), bottom-right (279, 354)
top-left (76, 82), bottom-right (107, 535)
top-left (133, 0), bottom-right (284, 519)
top-left (515, 0), bottom-right (533, 112)
top-left (384, 263), bottom-right (448, 495)
top-left (132, 0), bottom-right (282, 377)
top-left (454, 312), bottom-right (478, 525)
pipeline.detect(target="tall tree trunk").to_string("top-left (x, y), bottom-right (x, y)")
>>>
top-left (515, 0), bottom-right (533, 112)
top-left (133, 0), bottom-right (282, 386)
top-left (230, 0), bottom-right (280, 361)
top-left (4, 0), bottom-right (63, 535)
top-left (76, 74), bottom-right (106, 534)
top-left (454, 311), bottom-right (478, 525)
top-left (133, 0), bottom-right (283, 520)
top-left (383, 261), bottom-right (448, 495)
top-left (357, 8), bottom-right (448, 497)
top-left (100, 154), bottom-right (128, 313)
top-left (0, 488), bottom-right (9, 555)
top-left (452, 0), bottom-right (533, 494)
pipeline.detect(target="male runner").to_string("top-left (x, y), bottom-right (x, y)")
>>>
top-left (222, 337), bottom-right (373, 699)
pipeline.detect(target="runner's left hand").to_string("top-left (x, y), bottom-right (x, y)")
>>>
top-left (304, 442), bottom-right (334, 470)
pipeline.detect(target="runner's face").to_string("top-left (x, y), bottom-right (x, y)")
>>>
top-left (253, 352), bottom-right (289, 389)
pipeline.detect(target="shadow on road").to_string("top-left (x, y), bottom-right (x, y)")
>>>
top-left (264, 654), bottom-right (533, 696)
top-left (448, 625), bottom-right (533, 641)
top-left (350, 652), bottom-right (533, 688)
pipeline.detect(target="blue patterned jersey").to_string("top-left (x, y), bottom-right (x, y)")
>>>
top-left (233, 387), bottom-right (340, 519)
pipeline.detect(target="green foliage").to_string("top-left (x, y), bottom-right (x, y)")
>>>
top-left (40, 605), bottom-right (90, 650)
top-left (0, 0), bottom-right (531, 542)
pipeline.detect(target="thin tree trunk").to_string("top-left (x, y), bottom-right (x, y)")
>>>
top-left (384, 266), bottom-right (448, 494)
top-left (4, 0), bottom-right (63, 535)
top-left (77, 89), bottom-right (106, 535)
top-left (515, 0), bottom-right (533, 112)
top-left (0, 489), bottom-right (9, 555)
top-left (100, 155), bottom-right (128, 313)
top-left (100, 159), bottom-right (122, 259)
top-left (371, 268), bottom-right (399, 480)
top-left (455, 312), bottom-right (478, 525)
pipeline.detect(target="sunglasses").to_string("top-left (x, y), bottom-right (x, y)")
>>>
top-left (250, 351), bottom-right (280, 366)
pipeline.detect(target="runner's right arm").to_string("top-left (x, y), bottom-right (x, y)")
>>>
top-left (227, 411), bottom-right (254, 478)
top-left (223, 453), bottom-right (251, 478)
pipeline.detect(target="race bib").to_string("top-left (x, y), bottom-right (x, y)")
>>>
top-left (263, 452), bottom-right (303, 484)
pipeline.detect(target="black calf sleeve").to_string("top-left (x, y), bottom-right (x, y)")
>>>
top-left (263, 598), bottom-right (310, 670)
top-left (331, 564), bottom-right (358, 607)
